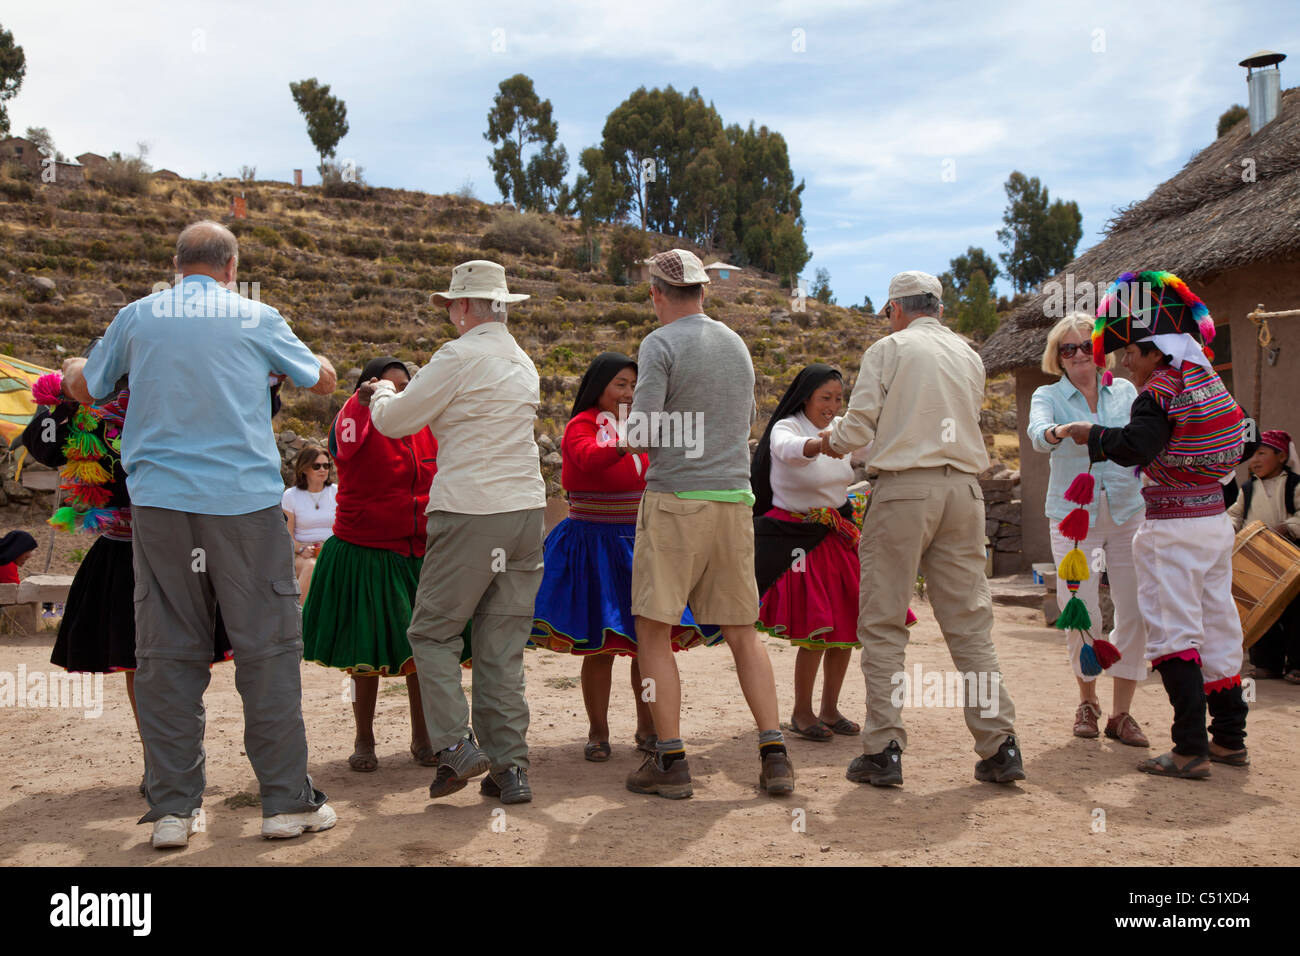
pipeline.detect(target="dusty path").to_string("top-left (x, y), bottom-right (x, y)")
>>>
top-left (1, 602), bottom-right (1297, 867)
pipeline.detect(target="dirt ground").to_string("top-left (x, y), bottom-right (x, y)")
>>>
top-left (1, 585), bottom-right (1297, 867)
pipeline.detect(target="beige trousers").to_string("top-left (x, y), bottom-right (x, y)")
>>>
top-left (857, 467), bottom-right (1017, 759)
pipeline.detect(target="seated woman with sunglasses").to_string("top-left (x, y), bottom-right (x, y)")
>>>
top-left (1028, 313), bottom-right (1149, 747)
top-left (282, 444), bottom-right (337, 604)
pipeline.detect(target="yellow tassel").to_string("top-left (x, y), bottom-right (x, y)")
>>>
top-left (1057, 547), bottom-right (1090, 582)
top-left (62, 459), bottom-right (112, 484)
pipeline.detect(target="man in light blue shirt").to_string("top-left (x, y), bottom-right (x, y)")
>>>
top-left (63, 220), bottom-right (340, 849)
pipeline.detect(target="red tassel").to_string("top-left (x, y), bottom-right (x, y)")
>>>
top-left (1101, 370), bottom-right (1114, 386)
top-left (1064, 472), bottom-right (1095, 506)
top-left (1057, 507), bottom-right (1091, 542)
top-left (1092, 639), bottom-right (1122, 669)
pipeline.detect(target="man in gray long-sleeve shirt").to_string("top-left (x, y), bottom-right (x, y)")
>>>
top-left (623, 249), bottom-right (794, 799)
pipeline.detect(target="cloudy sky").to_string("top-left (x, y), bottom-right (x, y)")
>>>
top-left (5, 0), bottom-right (1297, 306)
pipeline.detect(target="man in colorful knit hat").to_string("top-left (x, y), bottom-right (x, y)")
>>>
top-left (1228, 428), bottom-right (1300, 682)
top-left (1064, 270), bottom-right (1249, 779)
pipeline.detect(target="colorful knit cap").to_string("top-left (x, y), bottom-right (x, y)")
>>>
top-left (1092, 271), bottom-right (1216, 366)
top-left (1260, 429), bottom-right (1292, 455)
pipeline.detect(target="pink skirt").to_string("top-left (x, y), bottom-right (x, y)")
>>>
top-left (757, 508), bottom-right (917, 649)
top-left (757, 508), bottom-right (862, 649)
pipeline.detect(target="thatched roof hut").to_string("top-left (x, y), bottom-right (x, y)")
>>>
top-left (983, 85), bottom-right (1300, 376)
top-left (982, 85), bottom-right (1300, 569)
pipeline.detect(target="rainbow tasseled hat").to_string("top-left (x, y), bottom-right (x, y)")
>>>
top-left (32, 372), bottom-right (122, 534)
top-left (1091, 270), bottom-right (1217, 366)
top-left (1054, 469), bottom-right (1122, 676)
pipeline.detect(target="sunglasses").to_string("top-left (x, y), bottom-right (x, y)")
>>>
top-left (310, 462), bottom-right (331, 471)
top-left (1058, 343), bottom-right (1087, 358)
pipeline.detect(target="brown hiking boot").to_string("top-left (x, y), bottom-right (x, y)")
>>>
top-left (626, 752), bottom-right (693, 799)
top-left (759, 750), bottom-right (795, 795)
top-left (1073, 700), bottom-right (1102, 738)
top-left (1104, 712), bottom-right (1150, 748)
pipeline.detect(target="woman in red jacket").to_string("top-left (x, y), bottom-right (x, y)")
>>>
top-left (303, 357), bottom-right (468, 772)
top-left (531, 353), bottom-right (720, 762)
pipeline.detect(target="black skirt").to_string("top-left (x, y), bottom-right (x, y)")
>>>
top-left (50, 536), bottom-right (233, 672)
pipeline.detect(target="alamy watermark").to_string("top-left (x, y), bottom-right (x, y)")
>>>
top-left (1041, 275), bottom-right (1155, 324)
top-left (596, 409), bottom-right (705, 459)
top-left (149, 276), bottom-right (263, 326)
top-left (0, 666), bottom-right (104, 718)
top-left (890, 664), bottom-right (1002, 718)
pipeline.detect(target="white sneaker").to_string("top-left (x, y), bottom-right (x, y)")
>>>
top-left (261, 802), bottom-right (337, 840)
top-left (151, 810), bottom-right (205, 849)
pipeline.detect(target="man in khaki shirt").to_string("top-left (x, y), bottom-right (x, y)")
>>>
top-left (819, 271), bottom-right (1023, 786)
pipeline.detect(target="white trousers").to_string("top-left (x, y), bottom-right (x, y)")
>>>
top-left (1050, 494), bottom-right (1149, 682)
top-left (1130, 511), bottom-right (1242, 684)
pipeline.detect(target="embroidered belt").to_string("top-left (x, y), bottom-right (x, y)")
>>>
top-left (567, 491), bottom-right (641, 524)
top-left (1141, 483), bottom-right (1224, 520)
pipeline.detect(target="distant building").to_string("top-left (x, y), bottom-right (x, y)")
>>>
top-left (1, 137), bottom-right (85, 186)
top-left (625, 258), bottom-right (654, 283)
top-left (704, 261), bottom-right (743, 282)
top-left (76, 152), bottom-right (108, 172)
top-left (1, 137), bottom-right (41, 175)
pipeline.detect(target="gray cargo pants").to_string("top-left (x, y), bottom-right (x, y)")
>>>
top-left (407, 508), bottom-right (545, 772)
top-left (131, 505), bottom-right (326, 822)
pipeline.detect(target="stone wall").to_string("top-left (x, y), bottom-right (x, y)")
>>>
top-left (980, 462), bottom-right (1022, 576)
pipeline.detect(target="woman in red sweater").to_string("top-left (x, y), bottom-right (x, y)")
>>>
top-left (303, 357), bottom-right (468, 773)
top-left (531, 353), bottom-right (720, 762)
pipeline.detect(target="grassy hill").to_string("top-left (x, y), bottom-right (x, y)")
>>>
top-left (0, 168), bottom-right (1018, 496)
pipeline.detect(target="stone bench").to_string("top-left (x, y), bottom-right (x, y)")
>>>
top-left (0, 573), bottom-right (75, 635)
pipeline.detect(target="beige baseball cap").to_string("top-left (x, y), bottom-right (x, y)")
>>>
top-left (429, 260), bottom-right (530, 306)
top-left (649, 249), bottom-right (710, 287)
top-left (887, 270), bottom-right (942, 300)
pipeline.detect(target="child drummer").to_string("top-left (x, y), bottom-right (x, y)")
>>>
top-left (1228, 429), bottom-right (1300, 682)
top-left (1064, 270), bottom-right (1249, 779)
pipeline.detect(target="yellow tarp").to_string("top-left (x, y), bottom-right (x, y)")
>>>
top-left (0, 355), bottom-right (55, 445)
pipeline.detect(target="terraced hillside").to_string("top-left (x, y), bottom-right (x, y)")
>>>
top-left (0, 170), bottom-right (1018, 496)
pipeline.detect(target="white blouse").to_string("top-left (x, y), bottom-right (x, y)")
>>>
top-left (281, 484), bottom-right (337, 543)
top-left (768, 412), bottom-right (865, 512)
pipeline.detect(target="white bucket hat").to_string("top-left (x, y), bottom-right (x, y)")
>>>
top-left (429, 260), bottom-right (530, 307)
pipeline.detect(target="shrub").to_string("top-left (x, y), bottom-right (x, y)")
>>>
top-left (94, 148), bottom-right (153, 195)
top-left (555, 280), bottom-right (589, 301)
top-left (251, 225), bottom-right (283, 247)
top-left (605, 226), bottom-right (650, 284)
top-left (340, 235), bottom-right (385, 259)
top-left (283, 227), bottom-right (317, 251)
top-left (602, 304), bottom-right (643, 325)
top-left (479, 212), bottom-right (561, 257)
top-left (320, 160), bottom-right (369, 199)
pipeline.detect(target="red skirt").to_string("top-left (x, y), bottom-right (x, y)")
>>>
top-left (757, 508), bottom-right (917, 649)
top-left (757, 508), bottom-right (862, 649)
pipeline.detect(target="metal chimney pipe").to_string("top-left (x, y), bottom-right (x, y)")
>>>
top-left (1239, 50), bottom-right (1286, 135)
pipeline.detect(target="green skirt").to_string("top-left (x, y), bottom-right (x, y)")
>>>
top-left (302, 536), bottom-right (471, 675)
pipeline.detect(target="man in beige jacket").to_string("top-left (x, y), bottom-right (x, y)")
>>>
top-left (819, 271), bottom-right (1023, 787)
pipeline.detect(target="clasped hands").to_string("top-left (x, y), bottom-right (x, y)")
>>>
top-left (805, 430), bottom-right (845, 459)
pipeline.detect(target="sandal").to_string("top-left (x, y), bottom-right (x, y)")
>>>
top-left (634, 734), bottom-right (657, 756)
top-left (584, 740), bottom-right (612, 762)
top-left (823, 716), bottom-right (860, 736)
top-left (1284, 670), bottom-right (1300, 685)
top-left (1137, 752), bottom-right (1210, 779)
top-left (1209, 747), bottom-right (1250, 766)
top-left (784, 717), bottom-right (833, 742)
top-left (348, 750), bottom-right (379, 773)
top-left (410, 744), bottom-right (438, 766)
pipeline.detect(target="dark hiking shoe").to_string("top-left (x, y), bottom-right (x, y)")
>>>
top-left (626, 752), bottom-right (693, 799)
top-left (480, 766), bottom-right (532, 804)
top-left (975, 735), bottom-right (1026, 784)
top-left (846, 740), bottom-right (903, 786)
top-left (429, 734), bottom-right (491, 798)
top-left (759, 750), bottom-right (796, 795)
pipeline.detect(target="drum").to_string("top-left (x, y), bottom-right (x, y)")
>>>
top-left (1231, 521), bottom-right (1300, 648)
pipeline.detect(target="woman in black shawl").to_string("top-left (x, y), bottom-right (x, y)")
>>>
top-left (751, 365), bottom-right (914, 741)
